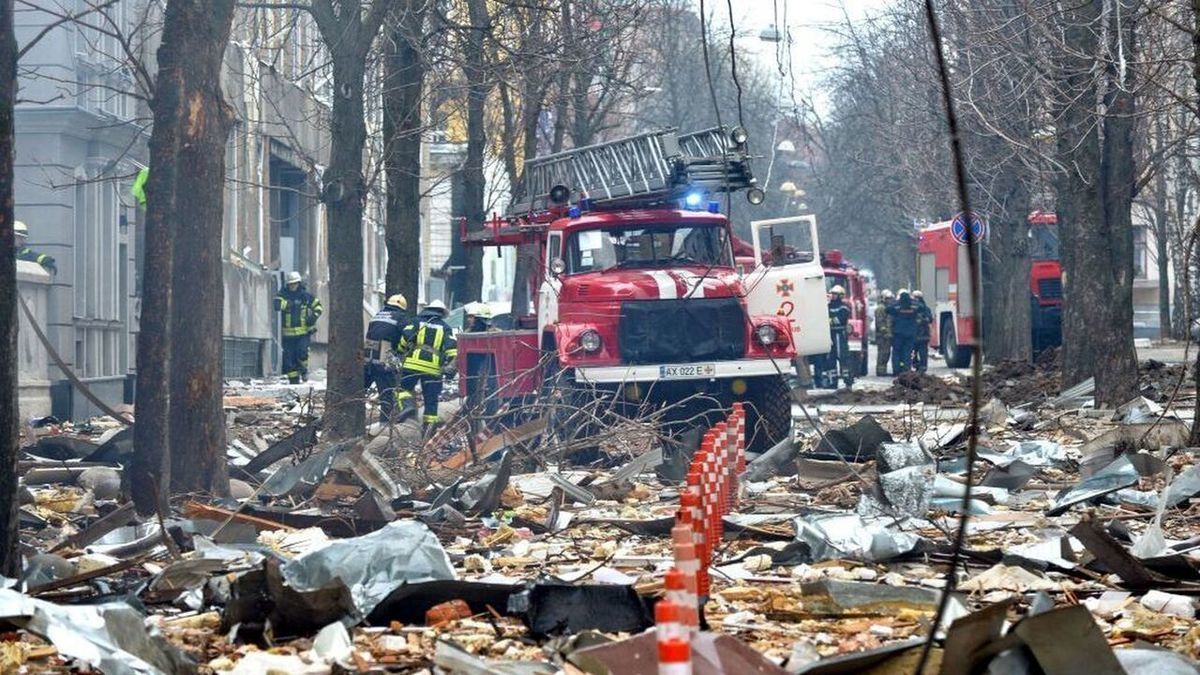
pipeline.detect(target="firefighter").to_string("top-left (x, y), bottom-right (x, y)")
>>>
top-left (14, 221), bottom-right (57, 274)
top-left (887, 289), bottom-right (919, 374)
top-left (465, 302), bottom-right (495, 332)
top-left (912, 290), bottom-right (933, 372)
top-left (874, 289), bottom-right (894, 376)
top-left (396, 299), bottom-right (458, 437)
top-left (826, 285), bottom-right (852, 384)
top-left (364, 293), bottom-right (409, 422)
top-left (274, 271), bottom-right (322, 384)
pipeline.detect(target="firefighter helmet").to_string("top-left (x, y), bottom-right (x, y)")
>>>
top-left (881, 289), bottom-right (894, 300)
top-left (386, 294), bottom-right (407, 310)
top-left (285, 271), bottom-right (302, 285)
top-left (912, 290), bottom-right (924, 299)
top-left (425, 299), bottom-right (448, 315)
top-left (897, 288), bottom-right (910, 298)
top-left (829, 285), bottom-right (846, 296)
top-left (14, 220), bottom-right (27, 236)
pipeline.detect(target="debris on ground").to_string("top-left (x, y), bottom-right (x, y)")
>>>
top-left (7, 368), bottom-right (1200, 674)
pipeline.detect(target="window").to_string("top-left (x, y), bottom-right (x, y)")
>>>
top-left (825, 273), bottom-right (848, 293)
top-left (73, 162), bottom-right (126, 378)
top-left (565, 224), bottom-right (731, 274)
top-left (1133, 227), bottom-right (1148, 279)
top-left (1029, 223), bottom-right (1059, 261)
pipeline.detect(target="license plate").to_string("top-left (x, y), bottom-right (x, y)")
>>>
top-left (658, 364), bottom-right (717, 379)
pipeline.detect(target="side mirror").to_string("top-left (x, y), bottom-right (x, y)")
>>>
top-left (550, 258), bottom-right (566, 277)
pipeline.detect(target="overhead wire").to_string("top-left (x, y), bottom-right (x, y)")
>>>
top-left (914, 1), bottom-right (984, 672)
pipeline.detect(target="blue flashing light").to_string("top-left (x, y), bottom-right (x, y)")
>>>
top-left (707, 200), bottom-right (720, 214)
top-left (684, 190), bottom-right (704, 209)
top-left (568, 205), bottom-right (581, 218)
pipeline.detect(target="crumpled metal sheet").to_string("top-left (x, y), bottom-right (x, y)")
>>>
top-left (1046, 455), bottom-right (1139, 516)
top-left (280, 520), bottom-right (455, 619)
top-left (978, 440), bottom-right (1066, 468)
top-left (793, 512), bottom-right (921, 563)
top-left (0, 588), bottom-right (195, 674)
top-left (260, 440), bottom-right (354, 498)
top-left (1165, 463), bottom-right (1200, 507)
top-left (458, 450), bottom-right (514, 515)
top-left (857, 465), bottom-right (934, 518)
top-left (875, 441), bottom-right (933, 474)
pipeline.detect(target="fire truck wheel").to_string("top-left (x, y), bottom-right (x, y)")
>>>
top-left (942, 324), bottom-right (971, 368)
top-left (743, 375), bottom-right (792, 452)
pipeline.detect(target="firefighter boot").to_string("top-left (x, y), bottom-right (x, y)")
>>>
top-left (421, 414), bottom-right (440, 441)
top-left (394, 390), bottom-right (417, 423)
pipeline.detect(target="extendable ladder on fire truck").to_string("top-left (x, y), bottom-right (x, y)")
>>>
top-left (507, 126), bottom-right (758, 216)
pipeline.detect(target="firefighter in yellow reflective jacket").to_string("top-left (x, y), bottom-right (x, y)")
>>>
top-left (274, 271), bottom-right (323, 384)
top-left (396, 300), bottom-right (457, 437)
top-left (14, 221), bottom-right (56, 274)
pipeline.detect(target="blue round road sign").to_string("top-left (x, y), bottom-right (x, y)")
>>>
top-left (950, 212), bottom-right (986, 245)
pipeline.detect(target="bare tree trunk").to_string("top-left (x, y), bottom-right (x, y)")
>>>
top-left (1189, 0), bottom-right (1200, 444)
top-left (982, 184), bottom-right (1032, 363)
top-left (383, 0), bottom-right (425, 306)
top-left (1056, 0), bottom-right (1138, 407)
top-left (0, 0), bottom-right (21, 576)
top-left (167, 0), bottom-right (236, 496)
top-left (449, 0), bottom-right (488, 306)
top-left (311, 0), bottom-right (389, 438)
top-left (551, 0), bottom-right (571, 153)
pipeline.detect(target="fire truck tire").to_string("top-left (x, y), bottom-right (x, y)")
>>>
top-left (943, 324), bottom-right (971, 368)
top-left (743, 375), bottom-right (792, 452)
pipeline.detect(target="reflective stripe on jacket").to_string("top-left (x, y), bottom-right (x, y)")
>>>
top-left (400, 314), bottom-right (457, 375)
top-left (275, 286), bottom-right (323, 337)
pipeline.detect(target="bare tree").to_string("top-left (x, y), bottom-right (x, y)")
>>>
top-left (308, 0), bottom-right (390, 438)
top-left (0, 0), bottom-right (20, 575)
top-left (446, 0), bottom-right (489, 306)
top-left (382, 0), bottom-right (429, 306)
top-left (1050, 0), bottom-right (1139, 403)
top-left (164, 0), bottom-right (238, 496)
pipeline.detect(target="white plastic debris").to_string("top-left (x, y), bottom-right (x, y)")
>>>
top-left (1139, 590), bottom-right (1196, 619)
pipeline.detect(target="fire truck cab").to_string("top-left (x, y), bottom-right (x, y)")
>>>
top-left (455, 127), bottom-right (830, 449)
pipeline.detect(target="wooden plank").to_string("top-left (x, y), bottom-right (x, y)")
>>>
top-left (182, 501), bottom-right (296, 533)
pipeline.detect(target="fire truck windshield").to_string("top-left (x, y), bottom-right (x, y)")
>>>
top-left (1030, 222), bottom-right (1059, 261)
top-left (566, 224), bottom-right (732, 274)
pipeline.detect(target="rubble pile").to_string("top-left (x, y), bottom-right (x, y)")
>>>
top-left (5, 372), bottom-right (1200, 674)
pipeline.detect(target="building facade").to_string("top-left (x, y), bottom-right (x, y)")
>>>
top-left (13, 2), bottom-right (387, 419)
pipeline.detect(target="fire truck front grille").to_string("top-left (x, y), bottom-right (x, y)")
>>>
top-left (1037, 278), bottom-right (1062, 300)
top-left (618, 298), bottom-right (747, 365)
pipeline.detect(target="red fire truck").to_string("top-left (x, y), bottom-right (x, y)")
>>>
top-left (916, 212), bottom-right (1063, 367)
top-left (455, 127), bottom-right (830, 450)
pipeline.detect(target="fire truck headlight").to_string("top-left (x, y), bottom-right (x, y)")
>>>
top-left (746, 187), bottom-right (765, 205)
top-left (580, 330), bottom-right (602, 353)
top-left (754, 324), bottom-right (778, 345)
top-left (730, 126), bottom-right (749, 145)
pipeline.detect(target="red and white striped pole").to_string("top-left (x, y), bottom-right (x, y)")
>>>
top-left (655, 597), bottom-right (692, 674)
top-left (664, 568), bottom-right (697, 633)
top-left (658, 637), bottom-right (692, 675)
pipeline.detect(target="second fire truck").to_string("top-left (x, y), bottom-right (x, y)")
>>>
top-left (916, 212), bottom-right (1063, 366)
